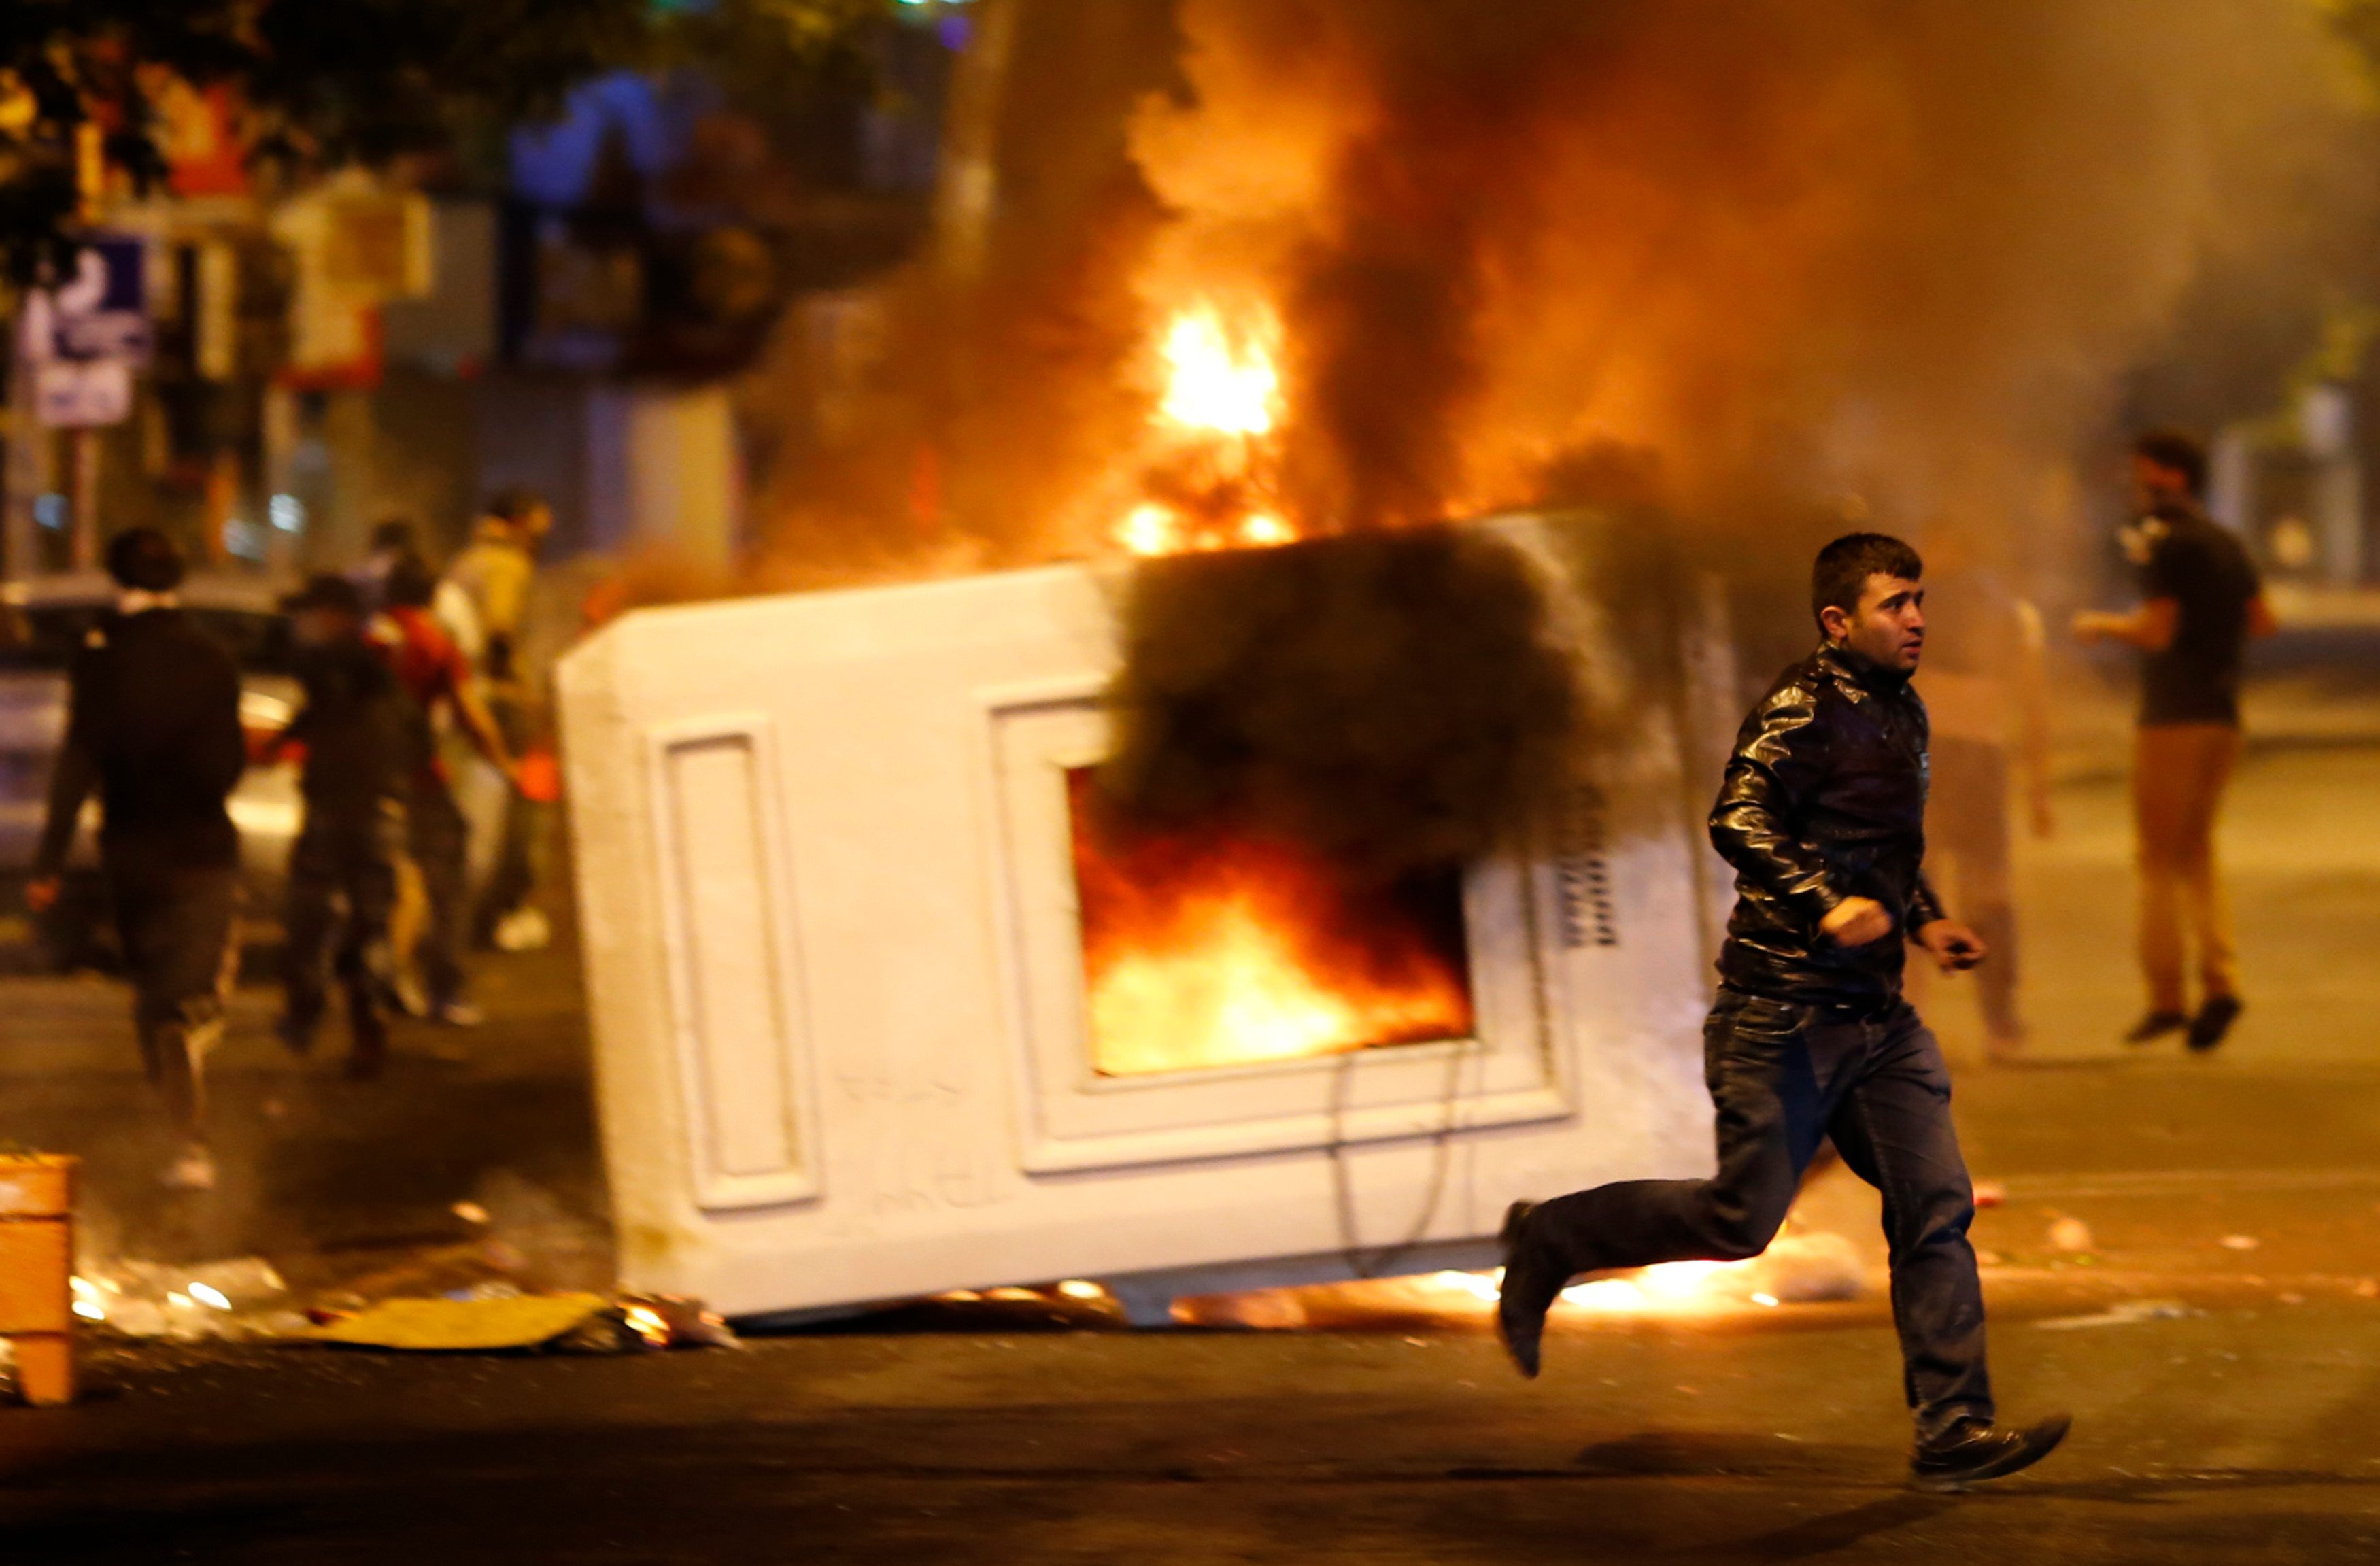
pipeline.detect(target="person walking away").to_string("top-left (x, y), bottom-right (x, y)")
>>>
top-left (2074, 430), bottom-right (2276, 1052)
top-left (370, 552), bottom-right (520, 1027)
top-left (443, 488), bottom-right (550, 951)
top-left (1496, 533), bottom-right (2070, 1493)
top-left (265, 576), bottom-right (415, 1080)
top-left (1916, 531), bottom-right (2056, 1062)
top-left (27, 529), bottom-right (245, 1191)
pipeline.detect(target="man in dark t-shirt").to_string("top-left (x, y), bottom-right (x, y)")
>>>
top-left (29, 529), bottom-right (245, 1191)
top-left (2075, 430), bottom-right (2275, 1051)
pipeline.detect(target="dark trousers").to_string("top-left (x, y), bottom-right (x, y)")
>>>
top-left (105, 851), bottom-right (239, 1142)
top-left (404, 776), bottom-right (471, 1008)
top-left (1522, 989), bottom-right (1992, 1439)
top-left (284, 802), bottom-right (398, 1038)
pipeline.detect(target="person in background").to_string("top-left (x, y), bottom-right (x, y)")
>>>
top-left (265, 575), bottom-right (415, 1080)
top-left (443, 488), bottom-right (552, 951)
top-left (2075, 429), bottom-right (2277, 1053)
top-left (371, 552), bottom-right (520, 1027)
top-left (350, 516), bottom-right (419, 612)
top-left (1916, 530), bottom-right (2056, 1062)
top-left (29, 529), bottom-right (245, 1191)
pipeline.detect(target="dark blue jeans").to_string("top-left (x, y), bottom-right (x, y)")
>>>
top-left (1523, 989), bottom-right (1992, 1438)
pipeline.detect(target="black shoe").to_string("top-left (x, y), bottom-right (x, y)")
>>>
top-left (1911, 1414), bottom-right (2071, 1492)
top-left (344, 987), bottom-right (388, 1081)
top-left (1495, 1200), bottom-right (1565, 1380)
top-left (2188, 995), bottom-right (2242, 1053)
top-left (2122, 1011), bottom-right (2188, 1045)
top-left (275, 1012), bottom-right (318, 1058)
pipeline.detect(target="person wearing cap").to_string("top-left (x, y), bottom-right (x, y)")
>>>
top-left (28, 528), bottom-right (246, 1191)
top-left (262, 574), bottom-right (418, 1078)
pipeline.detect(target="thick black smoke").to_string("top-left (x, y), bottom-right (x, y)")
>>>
top-left (1095, 528), bottom-right (1579, 876)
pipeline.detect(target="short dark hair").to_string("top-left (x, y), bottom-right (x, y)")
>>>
top-left (105, 528), bottom-right (186, 593)
top-left (2132, 428), bottom-right (2207, 498)
top-left (384, 551), bottom-right (439, 609)
top-left (1812, 532), bottom-right (1923, 628)
top-left (283, 573), bottom-right (365, 618)
top-left (484, 487), bottom-right (547, 525)
top-left (369, 516), bottom-right (417, 554)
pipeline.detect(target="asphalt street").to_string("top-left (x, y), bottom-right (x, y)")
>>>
top-left (4, 669), bottom-right (2380, 1563)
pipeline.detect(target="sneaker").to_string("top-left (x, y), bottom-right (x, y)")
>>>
top-left (432, 999), bottom-right (484, 1028)
top-left (162, 1144), bottom-right (217, 1192)
top-left (1911, 1414), bottom-right (2071, 1492)
top-left (386, 972), bottom-right (431, 1019)
top-left (2122, 1011), bottom-right (2188, 1045)
top-left (492, 907), bottom-right (551, 953)
top-left (1494, 1199), bottom-right (1566, 1380)
top-left (2188, 995), bottom-right (2242, 1053)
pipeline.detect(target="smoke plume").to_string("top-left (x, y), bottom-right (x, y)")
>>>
top-left (1095, 527), bottom-right (1580, 875)
top-left (752, 0), bottom-right (2366, 585)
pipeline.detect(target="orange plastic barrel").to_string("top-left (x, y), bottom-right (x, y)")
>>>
top-left (0, 1154), bottom-right (77, 1406)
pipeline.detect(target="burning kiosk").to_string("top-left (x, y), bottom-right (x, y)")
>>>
top-left (558, 514), bottom-right (1739, 1322)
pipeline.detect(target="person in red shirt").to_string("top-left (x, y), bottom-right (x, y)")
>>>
top-left (370, 553), bottom-right (519, 1026)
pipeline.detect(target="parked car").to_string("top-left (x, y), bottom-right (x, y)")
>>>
top-left (0, 573), bottom-right (301, 969)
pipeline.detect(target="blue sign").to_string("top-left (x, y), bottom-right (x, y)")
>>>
top-left (49, 236), bottom-right (152, 364)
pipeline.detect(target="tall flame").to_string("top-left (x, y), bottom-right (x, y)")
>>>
top-left (1112, 303), bottom-right (1293, 558)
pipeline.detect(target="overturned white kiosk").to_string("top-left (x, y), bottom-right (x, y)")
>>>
top-left (556, 513), bottom-right (1737, 1323)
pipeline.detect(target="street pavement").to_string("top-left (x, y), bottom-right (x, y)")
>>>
top-left (5, 666), bottom-right (2380, 1563)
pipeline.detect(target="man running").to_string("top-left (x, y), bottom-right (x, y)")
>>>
top-left (29, 529), bottom-right (245, 1190)
top-left (1496, 532), bottom-right (2069, 1493)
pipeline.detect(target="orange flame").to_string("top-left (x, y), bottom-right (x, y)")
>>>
top-left (1157, 305), bottom-right (1280, 437)
top-left (1068, 772), bottom-right (1474, 1075)
top-left (1112, 303), bottom-right (1293, 557)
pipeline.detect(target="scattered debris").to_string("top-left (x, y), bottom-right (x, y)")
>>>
top-left (310, 1293), bottom-right (608, 1351)
top-left (1973, 1180), bottom-right (2007, 1209)
top-left (2035, 1300), bottom-right (2194, 1331)
top-left (71, 1256), bottom-right (307, 1342)
top-left (305, 1291), bottom-right (738, 1354)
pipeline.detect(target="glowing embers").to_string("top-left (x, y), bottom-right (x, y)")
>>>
top-left (1067, 770), bottom-right (1476, 1076)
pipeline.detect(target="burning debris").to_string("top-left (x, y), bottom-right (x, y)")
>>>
top-left (1069, 769), bottom-right (1474, 1074)
top-left (1172, 1229), bottom-right (1865, 1331)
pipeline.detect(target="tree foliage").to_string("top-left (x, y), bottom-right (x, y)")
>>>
top-left (0, 0), bottom-right (879, 284)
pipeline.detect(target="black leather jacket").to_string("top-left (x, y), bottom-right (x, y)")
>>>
top-left (1710, 644), bottom-right (1944, 1008)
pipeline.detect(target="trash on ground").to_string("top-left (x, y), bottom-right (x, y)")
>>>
top-left (2035, 1299), bottom-right (2194, 1330)
top-left (1972, 1180), bottom-right (2007, 1208)
top-left (309, 1293), bottom-right (608, 1350)
top-left (72, 1256), bottom-right (302, 1342)
top-left (305, 1291), bottom-right (739, 1353)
